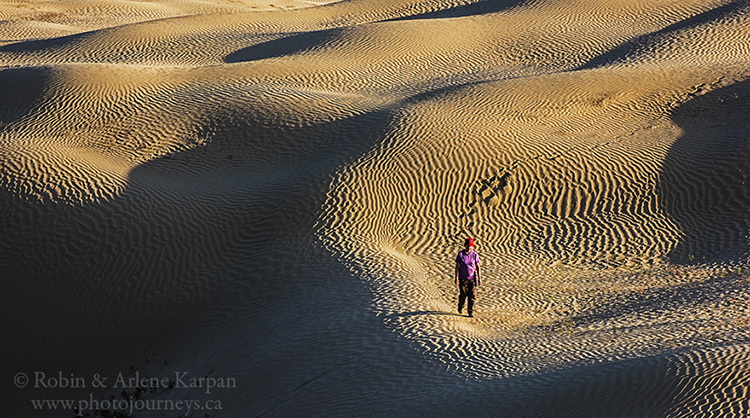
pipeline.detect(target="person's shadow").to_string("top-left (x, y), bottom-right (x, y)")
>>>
top-left (658, 79), bottom-right (750, 263)
top-left (385, 310), bottom-right (465, 319)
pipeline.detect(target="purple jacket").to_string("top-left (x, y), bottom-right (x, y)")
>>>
top-left (456, 250), bottom-right (480, 280)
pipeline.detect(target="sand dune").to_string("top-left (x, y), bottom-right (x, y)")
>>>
top-left (2, 0), bottom-right (750, 416)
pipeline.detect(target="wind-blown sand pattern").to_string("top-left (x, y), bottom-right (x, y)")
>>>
top-left (2, 0), bottom-right (750, 416)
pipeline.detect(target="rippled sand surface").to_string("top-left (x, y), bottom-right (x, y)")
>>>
top-left (3, 1), bottom-right (750, 416)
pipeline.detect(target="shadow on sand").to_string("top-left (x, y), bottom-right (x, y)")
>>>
top-left (657, 79), bottom-right (750, 263)
top-left (385, 310), bottom-right (466, 319)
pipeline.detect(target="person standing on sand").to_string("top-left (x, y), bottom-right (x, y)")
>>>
top-left (455, 237), bottom-right (481, 317)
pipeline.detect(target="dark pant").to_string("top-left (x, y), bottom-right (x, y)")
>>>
top-left (458, 279), bottom-right (476, 314)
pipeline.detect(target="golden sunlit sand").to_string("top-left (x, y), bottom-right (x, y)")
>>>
top-left (2, 0), bottom-right (750, 416)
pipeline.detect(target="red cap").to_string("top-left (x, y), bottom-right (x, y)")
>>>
top-left (465, 237), bottom-right (475, 247)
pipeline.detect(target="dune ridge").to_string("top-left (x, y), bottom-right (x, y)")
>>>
top-left (2, 0), bottom-right (750, 416)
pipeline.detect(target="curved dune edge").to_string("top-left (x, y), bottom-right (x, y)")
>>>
top-left (1, 0), bottom-right (750, 416)
top-left (0, 0), bottom-right (344, 43)
top-left (317, 63), bottom-right (750, 379)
